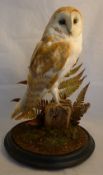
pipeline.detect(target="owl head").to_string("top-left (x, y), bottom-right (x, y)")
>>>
top-left (43, 6), bottom-right (83, 38)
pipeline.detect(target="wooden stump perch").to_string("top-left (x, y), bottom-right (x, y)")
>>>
top-left (45, 103), bottom-right (72, 129)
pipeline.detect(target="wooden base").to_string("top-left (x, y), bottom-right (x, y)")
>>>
top-left (4, 122), bottom-right (95, 170)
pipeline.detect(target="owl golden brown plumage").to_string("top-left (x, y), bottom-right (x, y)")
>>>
top-left (12, 6), bottom-right (83, 119)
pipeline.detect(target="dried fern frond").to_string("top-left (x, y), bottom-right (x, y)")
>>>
top-left (74, 83), bottom-right (90, 105)
top-left (73, 57), bottom-right (79, 67)
top-left (59, 69), bottom-right (85, 89)
top-left (71, 103), bottom-right (90, 126)
top-left (65, 63), bottom-right (82, 77)
top-left (17, 80), bottom-right (27, 85)
top-left (60, 99), bottom-right (72, 108)
top-left (11, 98), bottom-right (21, 102)
top-left (60, 81), bottom-right (81, 99)
top-left (70, 83), bottom-right (90, 126)
top-left (60, 76), bottom-right (85, 98)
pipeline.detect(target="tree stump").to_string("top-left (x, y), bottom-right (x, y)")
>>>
top-left (45, 103), bottom-right (72, 129)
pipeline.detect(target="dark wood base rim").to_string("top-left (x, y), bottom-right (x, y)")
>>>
top-left (4, 125), bottom-right (95, 170)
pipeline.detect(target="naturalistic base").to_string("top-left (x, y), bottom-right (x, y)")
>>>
top-left (4, 121), bottom-right (95, 170)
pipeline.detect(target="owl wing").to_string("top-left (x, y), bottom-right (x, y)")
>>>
top-left (12, 40), bottom-right (71, 119)
top-left (29, 40), bottom-right (70, 87)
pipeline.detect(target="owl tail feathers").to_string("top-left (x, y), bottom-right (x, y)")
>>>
top-left (11, 102), bottom-right (21, 118)
top-left (11, 102), bottom-right (36, 120)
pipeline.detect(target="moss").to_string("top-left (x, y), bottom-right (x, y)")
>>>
top-left (12, 122), bottom-right (88, 155)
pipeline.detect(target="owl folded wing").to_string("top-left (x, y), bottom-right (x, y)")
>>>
top-left (29, 40), bottom-right (70, 78)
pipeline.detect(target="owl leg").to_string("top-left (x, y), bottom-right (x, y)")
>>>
top-left (41, 89), bottom-right (48, 98)
top-left (51, 84), bottom-right (60, 103)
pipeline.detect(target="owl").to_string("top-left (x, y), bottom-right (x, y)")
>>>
top-left (12, 6), bottom-right (83, 119)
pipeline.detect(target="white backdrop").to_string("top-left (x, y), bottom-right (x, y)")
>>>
top-left (0, 0), bottom-right (103, 175)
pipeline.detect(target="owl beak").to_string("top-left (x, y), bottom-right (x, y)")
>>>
top-left (67, 19), bottom-right (72, 35)
top-left (68, 29), bottom-right (72, 35)
top-left (67, 25), bottom-right (72, 35)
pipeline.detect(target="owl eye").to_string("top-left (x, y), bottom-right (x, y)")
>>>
top-left (73, 18), bottom-right (78, 24)
top-left (59, 19), bottom-right (66, 25)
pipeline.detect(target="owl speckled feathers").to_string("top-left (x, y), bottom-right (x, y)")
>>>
top-left (12, 6), bottom-right (83, 119)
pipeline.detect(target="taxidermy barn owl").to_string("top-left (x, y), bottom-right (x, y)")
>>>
top-left (12, 6), bottom-right (83, 119)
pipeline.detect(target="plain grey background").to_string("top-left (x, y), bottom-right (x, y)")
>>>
top-left (0, 0), bottom-right (103, 174)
